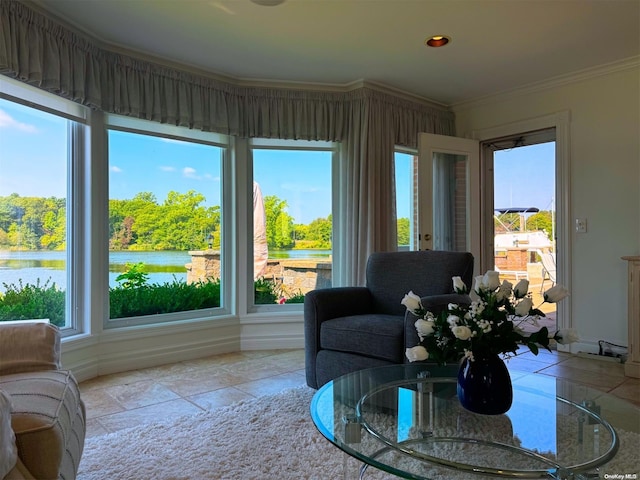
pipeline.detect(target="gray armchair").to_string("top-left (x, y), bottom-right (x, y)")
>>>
top-left (304, 250), bottom-right (474, 389)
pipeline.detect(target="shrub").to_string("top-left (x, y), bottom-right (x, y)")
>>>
top-left (109, 278), bottom-right (221, 318)
top-left (0, 279), bottom-right (65, 327)
top-left (254, 277), bottom-right (278, 304)
top-left (285, 292), bottom-right (305, 304)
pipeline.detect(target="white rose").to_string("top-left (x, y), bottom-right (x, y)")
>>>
top-left (483, 270), bottom-right (500, 291)
top-left (473, 275), bottom-right (486, 293)
top-left (554, 328), bottom-right (579, 345)
top-left (496, 280), bottom-right (512, 302)
top-left (448, 303), bottom-right (458, 311)
top-left (515, 297), bottom-right (533, 316)
top-left (406, 345), bottom-right (429, 362)
top-left (415, 318), bottom-right (435, 339)
top-left (401, 291), bottom-right (422, 313)
top-left (544, 285), bottom-right (570, 303)
top-left (513, 279), bottom-right (529, 298)
top-left (451, 325), bottom-right (472, 341)
top-left (452, 276), bottom-right (467, 293)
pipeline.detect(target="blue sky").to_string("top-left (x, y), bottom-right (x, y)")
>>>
top-left (1, 99), bottom-right (555, 225)
top-left (494, 143), bottom-right (555, 212)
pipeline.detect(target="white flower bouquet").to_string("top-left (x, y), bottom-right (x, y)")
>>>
top-left (402, 270), bottom-right (578, 364)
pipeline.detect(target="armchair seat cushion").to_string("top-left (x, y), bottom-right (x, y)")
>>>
top-left (320, 314), bottom-right (404, 363)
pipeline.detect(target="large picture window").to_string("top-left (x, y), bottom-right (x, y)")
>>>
top-left (106, 117), bottom-right (229, 325)
top-left (0, 83), bottom-right (86, 331)
top-left (250, 140), bottom-right (335, 307)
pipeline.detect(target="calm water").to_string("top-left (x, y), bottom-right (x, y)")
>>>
top-left (0, 249), bottom-right (331, 293)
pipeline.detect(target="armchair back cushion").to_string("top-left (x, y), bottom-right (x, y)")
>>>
top-left (367, 250), bottom-right (475, 315)
top-left (0, 323), bottom-right (61, 376)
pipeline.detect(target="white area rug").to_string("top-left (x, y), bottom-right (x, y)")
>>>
top-left (78, 386), bottom-right (639, 480)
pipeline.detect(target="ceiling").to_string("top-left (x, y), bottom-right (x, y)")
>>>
top-left (32, 0), bottom-right (640, 107)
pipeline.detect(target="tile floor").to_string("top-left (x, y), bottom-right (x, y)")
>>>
top-left (80, 348), bottom-right (640, 440)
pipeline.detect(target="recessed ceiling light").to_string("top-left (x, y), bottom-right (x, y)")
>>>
top-left (425, 35), bottom-right (451, 48)
top-left (250, 0), bottom-right (286, 5)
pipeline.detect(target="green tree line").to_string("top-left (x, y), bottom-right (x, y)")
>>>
top-left (0, 192), bottom-right (340, 251)
top-left (0, 194), bottom-right (66, 250)
top-left (2, 193), bottom-right (552, 252)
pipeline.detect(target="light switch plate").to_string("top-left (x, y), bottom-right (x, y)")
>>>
top-left (575, 218), bottom-right (587, 233)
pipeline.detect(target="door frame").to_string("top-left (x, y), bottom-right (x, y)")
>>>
top-left (470, 111), bottom-right (571, 333)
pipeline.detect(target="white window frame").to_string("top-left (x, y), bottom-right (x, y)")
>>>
top-left (103, 114), bottom-right (233, 328)
top-left (244, 138), bottom-right (339, 314)
top-left (0, 76), bottom-right (88, 337)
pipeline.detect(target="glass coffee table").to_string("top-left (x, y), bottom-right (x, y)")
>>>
top-left (310, 364), bottom-right (639, 479)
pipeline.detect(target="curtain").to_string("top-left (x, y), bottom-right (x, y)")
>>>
top-left (0, 0), bottom-right (455, 285)
top-left (432, 153), bottom-right (456, 251)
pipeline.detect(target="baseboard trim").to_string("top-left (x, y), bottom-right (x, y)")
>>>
top-left (63, 314), bottom-right (305, 382)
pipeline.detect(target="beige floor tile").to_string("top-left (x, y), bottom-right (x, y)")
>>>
top-left (97, 398), bottom-right (203, 433)
top-left (219, 358), bottom-right (292, 380)
top-left (79, 369), bottom-right (151, 391)
top-left (158, 369), bottom-right (245, 397)
top-left (104, 380), bottom-right (181, 409)
top-left (536, 364), bottom-right (627, 391)
top-left (505, 356), bottom-right (551, 373)
top-left (81, 388), bottom-right (126, 419)
top-left (85, 418), bottom-right (109, 439)
top-left (515, 349), bottom-right (571, 365)
top-left (608, 378), bottom-right (640, 407)
top-left (234, 371), bottom-right (307, 398)
top-left (182, 351), bottom-right (251, 368)
top-left (135, 360), bottom-right (203, 379)
top-left (557, 356), bottom-right (626, 377)
top-left (187, 386), bottom-right (256, 410)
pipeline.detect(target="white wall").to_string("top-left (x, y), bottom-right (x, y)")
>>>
top-left (454, 63), bottom-right (640, 353)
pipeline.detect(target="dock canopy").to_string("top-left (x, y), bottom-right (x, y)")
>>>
top-left (495, 207), bottom-right (540, 214)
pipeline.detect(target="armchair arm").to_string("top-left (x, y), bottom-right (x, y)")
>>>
top-left (0, 323), bottom-right (60, 376)
top-left (304, 287), bottom-right (373, 388)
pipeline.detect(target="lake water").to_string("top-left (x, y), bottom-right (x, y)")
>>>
top-left (0, 249), bottom-right (331, 292)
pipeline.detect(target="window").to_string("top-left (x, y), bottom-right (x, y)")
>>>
top-left (395, 150), bottom-right (418, 251)
top-left (0, 78), bottom-right (87, 332)
top-left (106, 116), bottom-right (229, 326)
top-left (250, 139), bottom-right (335, 307)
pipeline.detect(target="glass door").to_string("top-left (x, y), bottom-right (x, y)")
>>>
top-left (417, 133), bottom-right (480, 261)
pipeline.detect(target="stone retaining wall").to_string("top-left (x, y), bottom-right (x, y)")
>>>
top-left (186, 250), bottom-right (332, 297)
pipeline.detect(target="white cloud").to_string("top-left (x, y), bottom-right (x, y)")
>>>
top-left (0, 109), bottom-right (38, 133)
top-left (110, 166), bottom-right (122, 173)
top-left (160, 166), bottom-right (176, 172)
top-left (183, 167), bottom-right (199, 179)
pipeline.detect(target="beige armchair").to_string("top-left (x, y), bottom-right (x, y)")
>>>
top-left (0, 322), bottom-right (85, 480)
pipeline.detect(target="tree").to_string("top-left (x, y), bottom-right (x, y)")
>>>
top-left (397, 217), bottom-right (410, 246)
top-left (264, 195), bottom-right (294, 249)
top-left (527, 211), bottom-right (554, 238)
top-left (305, 216), bottom-right (332, 248)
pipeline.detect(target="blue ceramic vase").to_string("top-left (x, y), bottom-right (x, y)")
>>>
top-left (457, 353), bottom-right (513, 415)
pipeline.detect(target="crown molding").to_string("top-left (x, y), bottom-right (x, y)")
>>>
top-left (451, 56), bottom-right (640, 112)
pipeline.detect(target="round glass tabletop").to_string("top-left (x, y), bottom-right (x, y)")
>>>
top-left (310, 364), bottom-right (640, 479)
